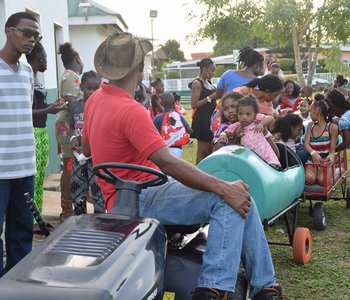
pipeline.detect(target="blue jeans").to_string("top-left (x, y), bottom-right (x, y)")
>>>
top-left (295, 144), bottom-right (310, 164)
top-left (0, 176), bottom-right (34, 276)
top-left (140, 178), bottom-right (276, 297)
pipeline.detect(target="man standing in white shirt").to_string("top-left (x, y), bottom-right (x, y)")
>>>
top-left (0, 12), bottom-right (41, 276)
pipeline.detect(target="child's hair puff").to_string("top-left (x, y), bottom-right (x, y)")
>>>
top-left (273, 114), bottom-right (303, 141)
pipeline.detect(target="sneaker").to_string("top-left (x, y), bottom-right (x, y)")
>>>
top-left (253, 284), bottom-right (284, 300)
top-left (192, 287), bottom-right (234, 300)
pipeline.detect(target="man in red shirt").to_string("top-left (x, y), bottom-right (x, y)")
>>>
top-left (83, 32), bottom-right (283, 300)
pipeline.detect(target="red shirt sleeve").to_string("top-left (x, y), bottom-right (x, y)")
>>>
top-left (292, 97), bottom-right (302, 111)
top-left (280, 98), bottom-right (292, 109)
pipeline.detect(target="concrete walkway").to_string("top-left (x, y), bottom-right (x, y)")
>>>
top-left (42, 172), bottom-right (93, 221)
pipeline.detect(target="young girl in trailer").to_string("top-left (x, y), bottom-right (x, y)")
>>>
top-left (219, 96), bottom-right (281, 168)
top-left (272, 114), bottom-right (310, 164)
top-left (304, 100), bottom-right (338, 185)
top-left (212, 92), bottom-right (244, 151)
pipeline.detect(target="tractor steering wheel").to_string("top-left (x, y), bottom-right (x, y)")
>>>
top-left (93, 162), bottom-right (168, 192)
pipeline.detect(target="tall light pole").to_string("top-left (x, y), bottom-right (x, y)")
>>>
top-left (149, 10), bottom-right (158, 76)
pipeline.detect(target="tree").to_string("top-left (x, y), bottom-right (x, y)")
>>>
top-left (322, 44), bottom-right (350, 76)
top-left (192, 0), bottom-right (350, 86)
top-left (160, 39), bottom-right (185, 62)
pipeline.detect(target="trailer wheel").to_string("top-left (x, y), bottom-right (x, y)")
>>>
top-left (313, 202), bottom-right (327, 231)
top-left (292, 227), bottom-right (312, 264)
top-left (346, 187), bottom-right (350, 208)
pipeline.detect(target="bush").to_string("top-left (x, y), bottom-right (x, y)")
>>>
top-left (279, 58), bottom-right (295, 71)
top-left (154, 71), bottom-right (164, 79)
top-left (166, 70), bottom-right (180, 79)
top-left (284, 74), bottom-right (298, 82)
top-left (316, 67), bottom-right (329, 73)
top-left (214, 65), bottom-right (233, 78)
top-left (214, 66), bottom-right (226, 78)
top-left (283, 70), bottom-right (292, 75)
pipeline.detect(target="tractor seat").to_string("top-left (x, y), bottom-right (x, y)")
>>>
top-left (164, 224), bottom-right (203, 235)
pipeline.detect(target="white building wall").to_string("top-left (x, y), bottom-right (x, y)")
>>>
top-left (69, 25), bottom-right (106, 73)
top-left (0, 0), bottom-right (69, 89)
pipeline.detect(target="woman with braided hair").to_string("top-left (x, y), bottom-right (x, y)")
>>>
top-left (215, 46), bottom-right (265, 99)
top-left (55, 42), bottom-right (84, 221)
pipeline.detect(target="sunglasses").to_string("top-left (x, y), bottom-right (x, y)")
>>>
top-left (10, 27), bottom-right (42, 42)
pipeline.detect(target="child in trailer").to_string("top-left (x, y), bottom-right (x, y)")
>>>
top-left (272, 114), bottom-right (309, 164)
top-left (153, 93), bottom-right (193, 158)
top-left (70, 71), bottom-right (105, 214)
top-left (304, 100), bottom-right (338, 185)
top-left (292, 85), bottom-right (313, 111)
top-left (218, 96), bottom-right (281, 168)
top-left (212, 92), bottom-right (244, 151)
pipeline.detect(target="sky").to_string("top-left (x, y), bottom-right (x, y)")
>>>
top-left (93, 0), bottom-right (214, 59)
top-left (94, 0), bottom-right (325, 60)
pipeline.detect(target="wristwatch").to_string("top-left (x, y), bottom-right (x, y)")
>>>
top-left (206, 96), bottom-right (212, 103)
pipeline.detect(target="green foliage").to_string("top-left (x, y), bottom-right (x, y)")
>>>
top-left (317, 58), bottom-right (326, 68)
top-left (322, 45), bottom-right (350, 76)
top-left (154, 71), bottom-right (164, 79)
top-left (213, 42), bottom-right (234, 57)
top-left (214, 65), bottom-right (232, 78)
top-left (316, 67), bottom-right (329, 73)
top-left (193, 0), bottom-right (271, 50)
top-left (160, 40), bottom-right (185, 62)
top-left (192, 0), bottom-right (350, 82)
top-left (284, 74), bottom-right (298, 82)
top-left (166, 70), bottom-right (180, 79)
top-left (278, 58), bottom-right (295, 71)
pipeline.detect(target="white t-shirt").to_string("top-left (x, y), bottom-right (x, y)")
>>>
top-left (0, 58), bottom-right (36, 179)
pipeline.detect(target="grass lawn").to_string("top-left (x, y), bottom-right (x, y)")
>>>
top-left (181, 104), bottom-right (350, 299)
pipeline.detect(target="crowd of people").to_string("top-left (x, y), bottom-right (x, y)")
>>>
top-left (2, 10), bottom-right (350, 300)
top-left (188, 49), bottom-right (350, 189)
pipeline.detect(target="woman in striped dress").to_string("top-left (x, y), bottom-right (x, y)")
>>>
top-left (304, 100), bottom-right (338, 185)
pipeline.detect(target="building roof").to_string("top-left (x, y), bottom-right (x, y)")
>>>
top-left (67, 0), bottom-right (128, 31)
top-left (166, 47), bottom-right (270, 68)
top-left (191, 52), bottom-right (213, 60)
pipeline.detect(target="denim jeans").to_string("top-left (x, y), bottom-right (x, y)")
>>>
top-left (295, 144), bottom-right (310, 164)
top-left (0, 176), bottom-right (34, 276)
top-left (140, 178), bottom-right (276, 297)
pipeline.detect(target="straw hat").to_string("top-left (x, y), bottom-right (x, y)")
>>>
top-left (94, 32), bottom-right (152, 80)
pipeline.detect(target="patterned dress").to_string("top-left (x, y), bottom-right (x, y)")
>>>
top-left (226, 121), bottom-right (281, 166)
top-left (309, 123), bottom-right (331, 159)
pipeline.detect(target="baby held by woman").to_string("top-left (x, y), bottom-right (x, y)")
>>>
top-left (218, 96), bottom-right (281, 168)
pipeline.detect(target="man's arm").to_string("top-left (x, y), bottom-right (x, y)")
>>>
top-left (149, 147), bottom-right (251, 218)
top-left (336, 129), bottom-right (350, 152)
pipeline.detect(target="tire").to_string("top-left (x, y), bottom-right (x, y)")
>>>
top-left (346, 187), bottom-right (350, 209)
top-left (313, 202), bottom-right (327, 231)
top-left (232, 271), bottom-right (248, 300)
top-left (292, 227), bottom-right (312, 264)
